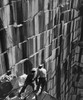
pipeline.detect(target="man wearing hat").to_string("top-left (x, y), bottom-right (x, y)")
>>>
top-left (36, 64), bottom-right (47, 95)
top-left (18, 68), bottom-right (37, 97)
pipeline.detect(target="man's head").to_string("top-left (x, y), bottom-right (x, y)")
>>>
top-left (38, 64), bottom-right (43, 69)
top-left (31, 68), bottom-right (37, 73)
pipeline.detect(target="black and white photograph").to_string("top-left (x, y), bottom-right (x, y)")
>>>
top-left (0, 0), bottom-right (83, 100)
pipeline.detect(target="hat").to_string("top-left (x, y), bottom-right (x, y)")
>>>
top-left (39, 64), bottom-right (43, 69)
top-left (31, 68), bottom-right (37, 73)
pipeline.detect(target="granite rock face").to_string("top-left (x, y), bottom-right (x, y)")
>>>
top-left (0, 0), bottom-right (83, 100)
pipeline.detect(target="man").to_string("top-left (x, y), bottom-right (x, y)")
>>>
top-left (18, 68), bottom-right (37, 97)
top-left (36, 64), bottom-right (47, 95)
